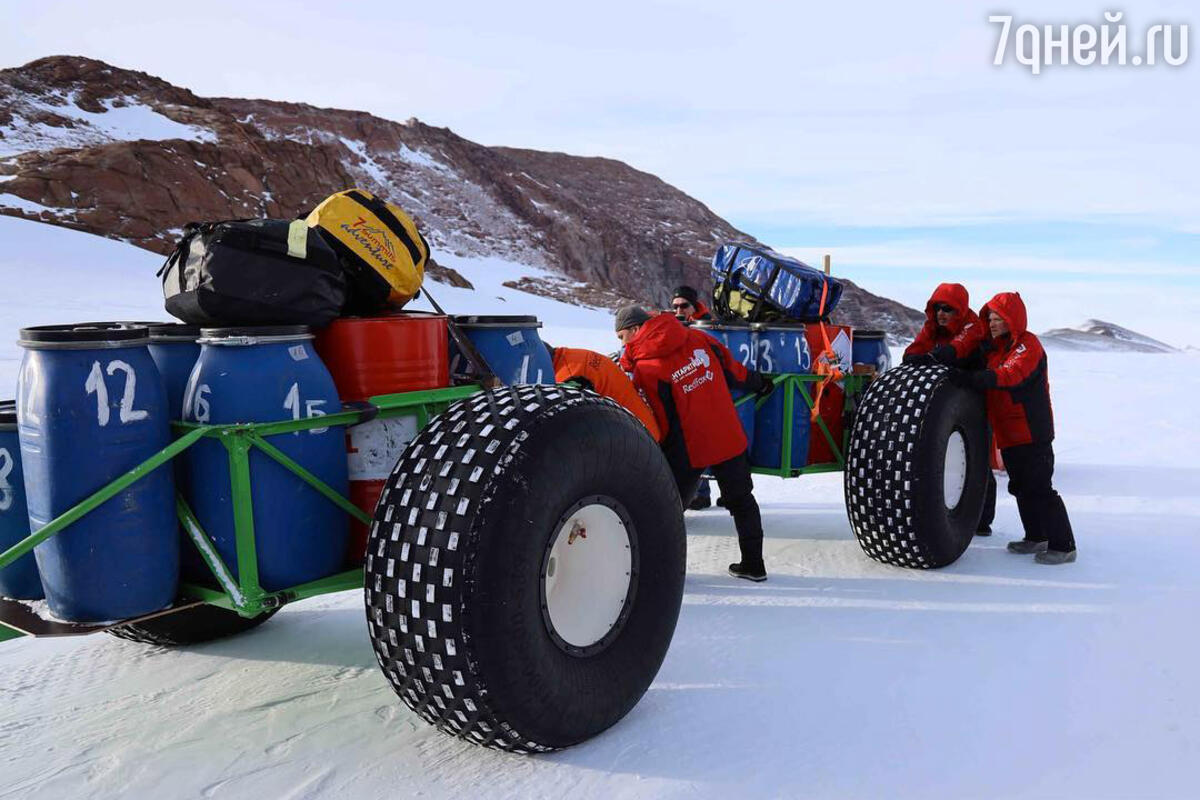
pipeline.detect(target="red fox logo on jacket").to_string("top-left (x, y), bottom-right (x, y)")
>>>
top-left (624, 313), bottom-right (754, 468)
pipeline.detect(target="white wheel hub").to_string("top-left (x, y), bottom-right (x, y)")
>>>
top-left (543, 502), bottom-right (633, 649)
top-left (943, 430), bottom-right (968, 510)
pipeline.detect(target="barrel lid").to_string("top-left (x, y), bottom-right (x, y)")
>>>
top-left (452, 315), bottom-right (542, 328)
top-left (332, 311), bottom-right (446, 323)
top-left (18, 322), bottom-right (150, 349)
top-left (695, 321), bottom-right (753, 330)
top-left (0, 399), bottom-right (16, 427)
top-left (852, 329), bottom-right (887, 340)
top-left (201, 325), bottom-right (311, 338)
top-left (199, 325), bottom-right (313, 345)
top-left (147, 323), bottom-right (202, 341)
top-left (749, 321), bottom-right (808, 330)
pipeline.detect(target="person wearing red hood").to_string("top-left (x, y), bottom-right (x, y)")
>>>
top-left (615, 305), bottom-right (773, 581)
top-left (670, 285), bottom-right (714, 323)
top-left (902, 282), bottom-right (987, 366)
top-left (904, 283), bottom-right (996, 535)
top-left (951, 292), bottom-right (1077, 564)
top-left (671, 285), bottom-right (716, 508)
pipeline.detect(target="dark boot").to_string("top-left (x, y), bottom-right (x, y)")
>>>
top-left (1035, 549), bottom-right (1077, 565)
top-left (1007, 539), bottom-right (1048, 554)
top-left (728, 561), bottom-right (767, 582)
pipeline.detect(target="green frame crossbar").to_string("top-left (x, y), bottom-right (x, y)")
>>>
top-left (746, 373), bottom-right (868, 478)
top-left (0, 384), bottom-right (483, 641)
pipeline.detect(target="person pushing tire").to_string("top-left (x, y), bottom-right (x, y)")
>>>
top-left (615, 305), bottom-right (773, 581)
top-left (950, 292), bottom-right (1078, 565)
top-left (903, 282), bottom-right (997, 535)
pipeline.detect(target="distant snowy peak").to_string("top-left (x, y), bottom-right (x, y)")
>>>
top-left (1041, 319), bottom-right (1178, 353)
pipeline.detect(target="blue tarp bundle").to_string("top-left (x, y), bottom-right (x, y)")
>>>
top-left (710, 242), bottom-right (843, 322)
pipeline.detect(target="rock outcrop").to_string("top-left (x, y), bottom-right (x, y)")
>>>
top-left (0, 55), bottom-right (922, 339)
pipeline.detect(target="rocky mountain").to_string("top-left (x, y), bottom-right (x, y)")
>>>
top-left (0, 55), bottom-right (922, 338)
top-left (1041, 320), bottom-right (1178, 353)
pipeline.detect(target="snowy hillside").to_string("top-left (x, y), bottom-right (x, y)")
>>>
top-left (1041, 319), bottom-right (1179, 354)
top-left (3, 218), bottom-right (1200, 798)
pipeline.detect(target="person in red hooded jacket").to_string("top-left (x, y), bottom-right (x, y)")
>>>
top-left (902, 282), bottom-right (987, 366)
top-left (670, 285), bottom-right (715, 323)
top-left (951, 292), bottom-right (1077, 564)
top-left (904, 283), bottom-right (996, 535)
top-left (615, 305), bottom-right (774, 581)
top-left (671, 285), bottom-right (717, 508)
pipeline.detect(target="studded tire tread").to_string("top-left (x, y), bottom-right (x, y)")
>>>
top-left (364, 385), bottom-right (685, 753)
top-left (844, 363), bottom-right (989, 569)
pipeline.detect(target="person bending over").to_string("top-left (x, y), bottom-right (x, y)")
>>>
top-left (546, 343), bottom-right (662, 442)
top-left (615, 305), bottom-right (773, 581)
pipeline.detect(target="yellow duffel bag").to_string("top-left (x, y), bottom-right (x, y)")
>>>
top-left (306, 189), bottom-right (429, 312)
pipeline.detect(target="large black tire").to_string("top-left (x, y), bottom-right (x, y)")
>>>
top-left (844, 363), bottom-right (989, 568)
top-left (107, 605), bottom-right (279, 646)
top-left (364, 385), bottom-right (686, 753)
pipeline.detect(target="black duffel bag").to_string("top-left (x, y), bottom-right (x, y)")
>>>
top-left (159, 219), bottom-right (346, 327)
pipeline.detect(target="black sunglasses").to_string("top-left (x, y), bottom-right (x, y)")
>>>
top-left (671, 301), bottom-right (693, 310)
top-left (933, 303), bottom-right (956, 314)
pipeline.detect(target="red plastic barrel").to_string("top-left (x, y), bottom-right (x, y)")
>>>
top-left (315, 312), bottom-right (449, 402)
top-left (315, 313), bottom-right (450, 563)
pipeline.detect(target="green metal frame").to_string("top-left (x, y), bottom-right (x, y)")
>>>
top-left (0, 384), bottom-right (482, 642)
top-left (0, 374), bottom-right (872, 644)
top-left (745, 373), bottom-right (869, 478)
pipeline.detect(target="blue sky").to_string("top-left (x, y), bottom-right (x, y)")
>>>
top-left (2, 0), bottom-right (1196, 343)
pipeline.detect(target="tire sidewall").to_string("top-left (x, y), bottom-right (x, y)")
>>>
top-left (467, 403), bottom-right (685, 747)
top-left (912, 384), bottom-right (989, 565)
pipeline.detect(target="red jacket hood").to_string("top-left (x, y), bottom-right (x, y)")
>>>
top-left (628, 312), bottom-right (690, 361)
top-left (688, 300), bottom-right (713, 321)
top-left (925, 283), bottom-right (971, 332)
top-left (980, 292), bottom-right (1029, 340)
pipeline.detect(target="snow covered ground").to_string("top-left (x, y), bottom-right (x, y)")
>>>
top-left (2, 216), bottom-right (1199, 799)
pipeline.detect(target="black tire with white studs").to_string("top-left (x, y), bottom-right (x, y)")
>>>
top-left (107, 605), bottom-right (279, 646)
top-left (844, 363), bottom-right (989, 568)
top-left (364, 385), bottom-right (686, 753)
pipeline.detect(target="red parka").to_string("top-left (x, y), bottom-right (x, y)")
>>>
top-left (904, 283), bottom-right (986, 363)
top-left (625, 312), bottom-right (751, 468)
top-left (681, 300), bottom-right (714, 323)
top-left (977, 292), bottom-right (1055, 449)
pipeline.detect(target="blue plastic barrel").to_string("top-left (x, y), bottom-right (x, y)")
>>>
top-left (17, 323), bottom-right (178, 621)
top-left (749, 324), bottom-right (813, 470)
top-left (693, 322), bottom-right (756, 441)
top-left (182, 326), bottom-right (348, 591)
top-left (451, 316), bottom-right (554, 385)
top-left (147, 323), bottom-right (201, 420)
top-left (0, 401), bottom-right (42, 600)
top-left (851, 329), bottom-right (891, 375)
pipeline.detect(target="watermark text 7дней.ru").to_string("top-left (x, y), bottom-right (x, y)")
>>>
top-left (991, 12), bottom-right (1188, 74)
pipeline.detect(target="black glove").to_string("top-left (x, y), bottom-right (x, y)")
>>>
top-left (948, 368), bottom-right (996, 391)
top-left (744, 371), bottom-right (775, 399)
top-left (930, 345), bottom-right (957, 366)
top-left (902, 352), bottom-right (936, 366)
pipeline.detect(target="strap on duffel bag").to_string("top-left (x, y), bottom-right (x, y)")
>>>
top-left (305, 188), bottom-right (429, 314)
top-left (158, 218), bottom-right (346, 327)
top-left (710, 242), bottom-right (843, 323)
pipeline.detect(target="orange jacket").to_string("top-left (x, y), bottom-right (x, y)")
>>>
top-left (552, 347), bottom-right (663, 441)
